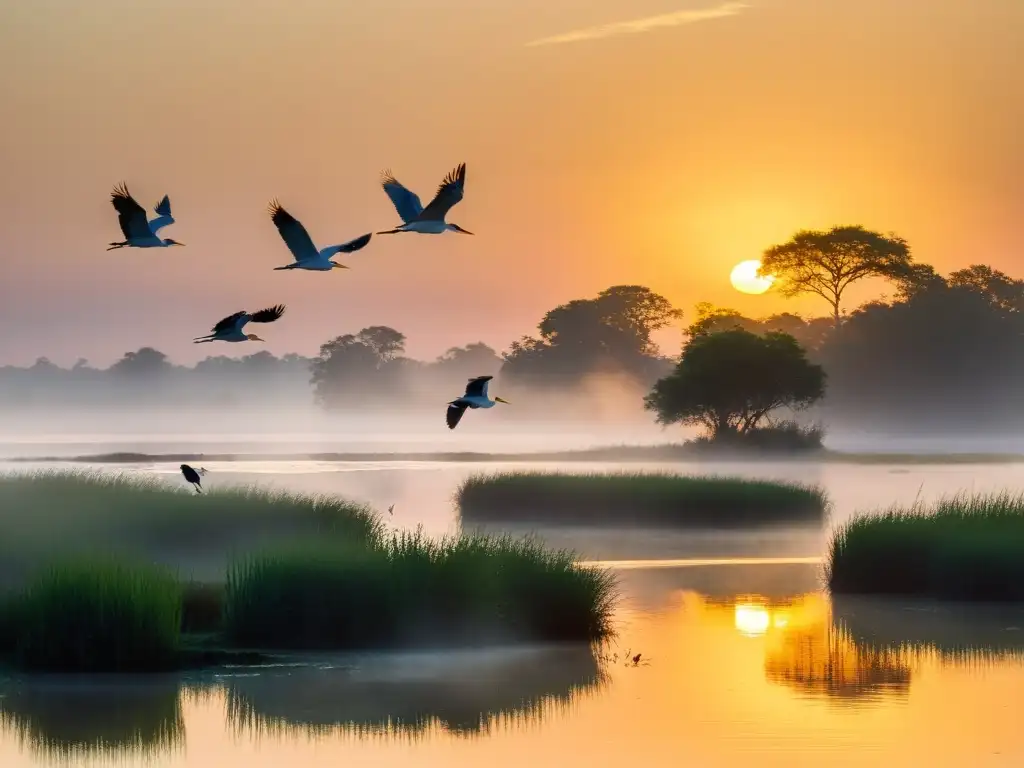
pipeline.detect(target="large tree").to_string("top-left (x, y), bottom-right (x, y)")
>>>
top-left (644, 329), bottom-right (825, 438)
top-left (502, 285), bottom-right (681, 386)
top-left (760, 225), bottom-right (912, 326)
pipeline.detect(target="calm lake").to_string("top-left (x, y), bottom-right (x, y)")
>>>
top-left (3, 456), bottom-right (1024, 766)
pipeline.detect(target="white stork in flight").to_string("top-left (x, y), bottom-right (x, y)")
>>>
top-left (268, 201), bottom-right (372, 271)
top-left (193, 304), bottom-right (286, 343)
top-left (446, 375), bottom-right (509, 430)
top-left (378, 163), bottom-right (473, 235)
top-left (106, 183), bottom-right (184, 250)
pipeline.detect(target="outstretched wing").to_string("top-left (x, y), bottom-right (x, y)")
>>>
top-left (111, 183), bottom-right (153, 239)
top-left (464, 375), bottom-right (493, 399)
top-left (249, 304), bottom-right (286, 324)
top-left (211, 311), bottom-right (249, 334)
top-left (319, 233), bottom-right (373, 259)
top-left (149, 194), bottom-right (175, 235)
top-left (381, 170), bottom-right (424, 223)
top-left (446, 401), bottom-right (468, 430)
top-left (268, 201), bottom-right (319, 262)
top-left (417, 163), bottom-right (466, 222)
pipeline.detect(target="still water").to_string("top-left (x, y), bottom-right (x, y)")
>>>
top-left (2, 459), bottom-right (1024, 766)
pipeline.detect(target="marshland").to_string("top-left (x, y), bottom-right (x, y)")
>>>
top-left (1, 450), bottom-right (1024, 766)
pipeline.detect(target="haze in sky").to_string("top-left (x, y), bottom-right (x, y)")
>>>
top-left (0, 0), bottom-right (1021, 367)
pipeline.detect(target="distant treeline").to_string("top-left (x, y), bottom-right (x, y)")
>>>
top-left (0, 286), bottom-right (678, 418)
top-left (5, 260), bottom-right (1024, 433)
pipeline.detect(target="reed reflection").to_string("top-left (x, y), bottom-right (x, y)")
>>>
top-left (220, 643), bottom-right (606, 740)
top-left (832, 596), bottom-right (1024, 667)
top-left (0, 678), bottom-right (184, 764)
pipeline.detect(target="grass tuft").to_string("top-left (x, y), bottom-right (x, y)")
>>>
top-left (0, 470), bottom-right (384, 586)
top-left (827, 491), bottom-right (1024, 601)
top-left (456, 471), bottom-right (827, 527)
top-left (12, 558), bottom-right (183, 672)
top-left (223, 530), bottom-right (616, 650)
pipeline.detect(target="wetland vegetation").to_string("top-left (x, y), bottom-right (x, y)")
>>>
top-left (827, 492), bottom-right (1024, 601)
top-left (457, 471), bottom-right (828, 527)
top-left (0, 472), bottom-right (615, 672)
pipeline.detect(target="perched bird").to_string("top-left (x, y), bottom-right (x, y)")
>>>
top-left (446, 375), bottom-right (509, 430)
top-left (268, 201), bottom-right (372, 270)
top-left (180, 464), bottom-right (203, 494)
top-left (106, 183), bottom-right (184, 250)
top-left (378, 164), bottom-right (473, 235)
top-left (193, 305), bottom-right (286, 343)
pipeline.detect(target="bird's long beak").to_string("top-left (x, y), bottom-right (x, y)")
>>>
top-left (331, 262), bottom-right (350, 269)
top-left (495, 397), bottom-right (510, 404)
top-left (454, 225), bottom-right (474, 235)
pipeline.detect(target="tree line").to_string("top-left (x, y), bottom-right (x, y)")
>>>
top-left (5, 222), bottom-right (1023, 436)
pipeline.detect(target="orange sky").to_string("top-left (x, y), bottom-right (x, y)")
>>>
top-left (0, 0), bottom-right (1021, 366)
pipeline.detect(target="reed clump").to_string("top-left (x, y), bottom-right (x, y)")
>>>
top-left (11, 558), bottom-right (183, 672)
top-left (456, 471), bottom-right (827, 527)
top-left (0, 470), bottom-right (384, 585)
top-left (223, 531), bottom-right (616, 649)
top-left (827, 492), bottom-right (1024, 601)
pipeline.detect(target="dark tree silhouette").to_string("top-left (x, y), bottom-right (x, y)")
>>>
top-left (309, 327), bottom-right (410, 409)
top-left (685, 303), bottom-right (832, 352)
top-left (644, 329), bottom-right (825, 438)
top-left (760, 225), bottom-right (913, 326)
top-left (502, 285), bottom-right (680, 387)
top-left (948, 265), bottom-right (1024, 312)
top-left (109, 347), bottom-right (173, 378)
top-left (820, 277), bottom-right (1024, 431)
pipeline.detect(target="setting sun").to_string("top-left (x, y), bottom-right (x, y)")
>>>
top-left (730, 260), bottom-right (775, 295)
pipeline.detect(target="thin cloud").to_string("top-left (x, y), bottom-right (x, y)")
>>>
top-left (526, 2), bottom-right (750, 47)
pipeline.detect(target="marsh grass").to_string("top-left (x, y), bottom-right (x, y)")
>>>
top-left (0, 470), bottom-right (384, 585)
top-left (224, 531), bottom-right (616, 649)
top-left (826, 492), bottom-right (1024, 601)
top-left (13, 558), bottom-right (182, 672)
top-left (457, 471), bottom-right (827, 527)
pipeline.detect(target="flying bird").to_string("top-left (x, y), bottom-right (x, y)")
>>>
top-left (268, 201), bottom-right (372, 270)
top-left (446, 375), bottom-right (509, 430)
top-left (378, 163), bottom-right (473, 235)
top-left (180, 464), bottom-right (203, 494)
top-left (106, 183), bottom-right (184, 250)
top-left (193, 304), bottom-right (286, 343)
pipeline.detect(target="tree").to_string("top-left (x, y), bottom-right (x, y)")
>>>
top-left (354, 326), bottom-right (406, 362)
top-left (819, 276), bottom-right (1024, 431)
top-left (760, 225), bottom-right (913, 326)
top-left (109, 347), bottom-right (172, 378)
top-left (948, 265), bottom-right (1024, 312)
top-left (309, 327), bottom-right (410, 409)
top-left (893, 262), bottom-right (948, 301)
top-left (644, 329), bottom-right (825, 438)
top-left (502, 285), bottom-right (680, 386)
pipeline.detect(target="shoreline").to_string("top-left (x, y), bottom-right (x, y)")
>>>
top-left (6, 447), bottom-right (1024, 466)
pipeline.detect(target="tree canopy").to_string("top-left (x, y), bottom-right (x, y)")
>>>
top-left (502, 285), bottom-right (680, 386)
top-left (644, 329), bottom-right (825, 437)
top-left (760, 225), bottom-right (912, 325)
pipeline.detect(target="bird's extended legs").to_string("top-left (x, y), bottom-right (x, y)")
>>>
top-left (106, 242), bottom-right (128, 250)
top-left (192, 484), bottom-right (202, 494)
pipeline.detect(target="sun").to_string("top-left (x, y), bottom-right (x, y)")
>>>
top-left (730, 260), bottom-right (775, 295)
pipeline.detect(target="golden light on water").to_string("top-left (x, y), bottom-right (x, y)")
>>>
top-left (734, 603), bottom-right (771, 637)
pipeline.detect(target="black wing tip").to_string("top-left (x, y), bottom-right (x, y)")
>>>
top-left (252, 303), bottom-right (286, 322)
top-left (111, 182), bottom-right (132, 200)
top-left (346, 232), bottom-right (373, 251)
top-left (267, 199), bottom-right (285, 218)
top-left (381, 169), bottom-right (398, 186)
